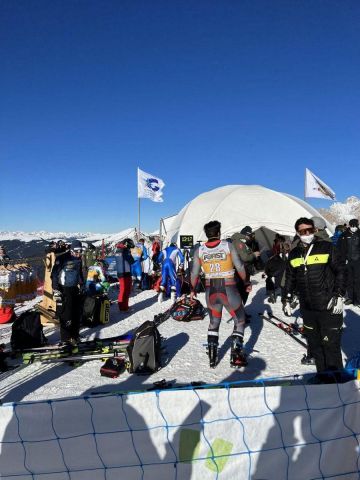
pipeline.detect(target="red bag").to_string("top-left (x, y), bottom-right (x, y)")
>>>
top-left (0, 306), bottom-right (15, 324)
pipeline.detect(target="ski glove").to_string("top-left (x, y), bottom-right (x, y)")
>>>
top-left (283, 302), bottom-right (293, 317)
top-left (102, 281), bottom-right (110, 291)
top-left (327, 296), bottom-right (344, 315)
top-left (290, 295), bottom-right (299, 309)
top-left (282, 294), bottom-right (293, 317)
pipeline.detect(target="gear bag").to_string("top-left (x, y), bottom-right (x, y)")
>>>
top-left (171, 297), bottom-right (207, 322)
top-left (82, 295), bottom-right (110, 326)
top-left (127, 320), bottom-right (161, 373)
top-left (100, 357), bottom-right (126, 378)
top-left (11, 310), bottom-right (47, 350)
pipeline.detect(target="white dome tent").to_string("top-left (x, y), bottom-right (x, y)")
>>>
top-left (166, 185), bottom-right (333, 251)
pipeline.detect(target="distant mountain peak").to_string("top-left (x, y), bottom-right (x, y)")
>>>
top-left (319, 196), bottom-right (360, 225)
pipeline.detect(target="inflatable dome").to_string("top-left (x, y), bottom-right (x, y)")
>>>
top-left (166, 185), bottom-right (332, 249)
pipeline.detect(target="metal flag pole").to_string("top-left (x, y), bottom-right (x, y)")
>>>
top-left (138, 197), bottom-right (141, 241)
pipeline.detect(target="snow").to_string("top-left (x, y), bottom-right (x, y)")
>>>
top-left (1, 272), bottom-right (359, 404)
top-left (0, 231), bottom-right (110, 242)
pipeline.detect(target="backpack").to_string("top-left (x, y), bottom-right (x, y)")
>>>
top-left (127, 320), bottom-right (161, 374)
top-left (141, 273), bottom-right (150, 290)
top-left (170, 297), bottom-right (207, 322)
top-left (82, 295), bottom-right (110, 326)
top-left (11, 310), bottom-right (47, 350)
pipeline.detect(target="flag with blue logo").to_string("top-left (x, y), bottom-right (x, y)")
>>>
top-left (137, 168), bottom-right (165, 202)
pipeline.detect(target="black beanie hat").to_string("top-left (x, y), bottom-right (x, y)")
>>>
top-left (240, 226), bottom-right (252, 236)
top-left (349, 219), bottom-right (359, 227)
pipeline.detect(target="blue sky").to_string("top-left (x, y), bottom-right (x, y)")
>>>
top-left (1, 1), bottom-right (359, 233)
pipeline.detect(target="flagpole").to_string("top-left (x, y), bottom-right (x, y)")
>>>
top-left (138, 197), bottom-right (141, 241)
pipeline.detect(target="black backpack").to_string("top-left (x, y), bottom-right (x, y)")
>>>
top-left (11, 310), bottom-right (47, 350)
top-left (82, 295), bottom-right (110, 326)
top-left (127, 320), bottom-right (161, 374)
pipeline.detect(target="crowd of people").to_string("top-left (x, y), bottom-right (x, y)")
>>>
top-left (188, 216), bottom-right (360, 384)
top-left (2, 215), bottom-right (357, 384)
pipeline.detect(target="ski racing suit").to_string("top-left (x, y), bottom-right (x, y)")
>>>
top-left (191, 239), bottom-right (248, 348)
top-left (131, 243), bottom-right (148, 284)
top-left (158, 245), bottom-right (185, 297)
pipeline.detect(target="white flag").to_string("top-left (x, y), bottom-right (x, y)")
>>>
top-left (305, 168), bottom-right (336, 200)
top-left (137, 168), bottom-right (165, 202)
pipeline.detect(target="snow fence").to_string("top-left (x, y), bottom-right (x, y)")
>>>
top-left (1, 379), bottom-right (360, 479)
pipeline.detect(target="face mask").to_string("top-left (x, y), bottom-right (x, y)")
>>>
top-left (299, 234), bottom-right (314, 244)
top-left (350, 227), bottom-right (358, 233)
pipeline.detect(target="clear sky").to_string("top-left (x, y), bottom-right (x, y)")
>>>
top-left (1, 1), bottom-right (359, 233)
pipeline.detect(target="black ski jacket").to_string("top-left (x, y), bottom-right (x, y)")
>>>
top-left (337, 229), bottom-right (360, 262)
top-left (283, 238), bottom-right (346, 311)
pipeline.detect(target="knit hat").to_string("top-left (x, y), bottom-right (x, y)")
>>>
top-left (70, 239), bottom-right (83, 251)
top-left (240, 226), bottom-right (252, 236)
top-left (311, 216), bottom-right (327, 230)
top-left (349, 219), bottom-right (359, 227)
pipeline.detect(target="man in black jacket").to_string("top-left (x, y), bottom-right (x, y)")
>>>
top-left (51, 240), bottom-right (84, 343)
top-left (338, 218), bottom-right (360, 306)
top-left (282, 217), bottom-right (346, 383)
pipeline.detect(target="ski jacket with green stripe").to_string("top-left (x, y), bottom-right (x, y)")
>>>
top-left (283, 238), bottom-right (346, 311)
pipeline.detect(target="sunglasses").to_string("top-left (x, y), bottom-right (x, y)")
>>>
top-left (297, 227), bottom-right (315, 236)
top-left (73, 248), bottom-right (83, 253)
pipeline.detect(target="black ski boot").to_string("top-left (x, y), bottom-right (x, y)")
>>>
top-left (267, 293), bottom-right (276, 304)
top-left (230, 334), bottom-right (247, 368)
top-left (207, 332), bottom-right (219, 368)
top-left (301, 353), bottom-right (316, 365)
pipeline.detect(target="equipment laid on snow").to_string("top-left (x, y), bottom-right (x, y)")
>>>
top-left (126, 320), bottom-right (162, 374)
top-left (11, 310), bottom-right (47, 350)
top-left (82, 294), bottom-right (110, 326)
top-left (1, 333), bottom-right (132, 371)
top-left (259, 312), bottom-right (307, 349)
top-left (100, 357), bottom-right (126, 378)
top-left (264, 311), bottom-right (305, 336)
top-left (170, 296), bottom-right (207, 322)
top-left (40, 351), bottom-right (126, 364)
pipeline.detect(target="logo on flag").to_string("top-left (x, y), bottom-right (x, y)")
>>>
top-left (305, 168), bottom-right (336, 200)
top-left (138, 168), bottom-right (165, 202)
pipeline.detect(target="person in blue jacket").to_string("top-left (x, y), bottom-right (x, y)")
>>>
top-left (158, 242), bottom-right (185, 303)
top-left (130, 239), bottom-right (149, 288)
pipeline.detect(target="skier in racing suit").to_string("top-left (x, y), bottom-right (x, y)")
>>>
top-left (190, 220), bottom-right (251, 368)
top-left (157, 243), bottom-right (185, 303)
top-left (130, 239), bottom-right (148, 289)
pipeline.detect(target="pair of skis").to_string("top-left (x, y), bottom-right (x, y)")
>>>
top-left (259, 311), bottom-right (307, 349)
top-left (2, 333), bottom-right (133, 368)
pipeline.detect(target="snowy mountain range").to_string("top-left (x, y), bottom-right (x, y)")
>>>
top-left (0, 231), bottom-right (109, 243)
top-left (319, 196), bottom-right (360, 225)
top-left (1, 196), bottom-right (359, 256)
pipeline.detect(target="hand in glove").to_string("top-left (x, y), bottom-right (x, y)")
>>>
top-left (282, 295), bottom-right (293, 317)
top-left (283, 301), bottom-right (293, 317)
top-left (327, 296), bottom-right (344, 315)
top-left (290, 295), bottom-right (299, 309)
top-left (53, 289), bottom-right (62, 299)
top-left (102, 281), bottom-right (110, 292)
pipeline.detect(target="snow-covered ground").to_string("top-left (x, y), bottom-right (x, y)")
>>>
top-left (1, 272), bottom-right (359, 404)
